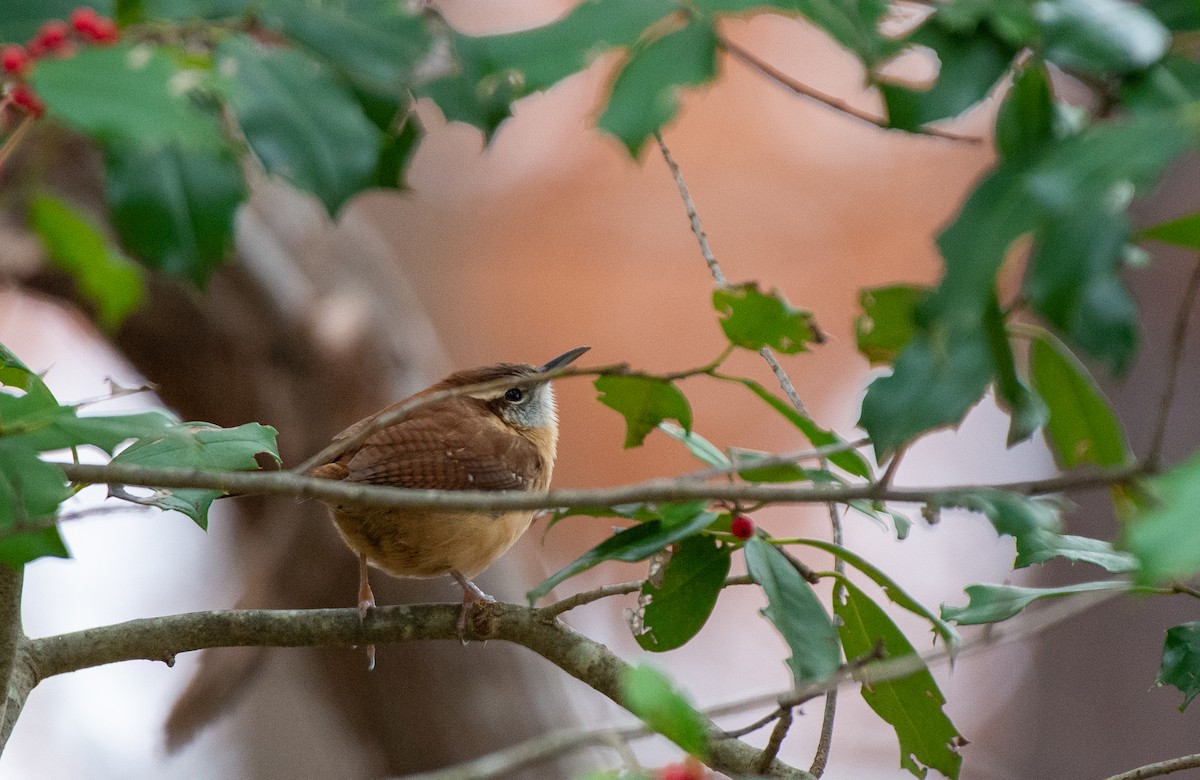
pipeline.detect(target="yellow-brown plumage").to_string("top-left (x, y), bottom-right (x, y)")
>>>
top-left (306, 347), bottom-right (588, 653)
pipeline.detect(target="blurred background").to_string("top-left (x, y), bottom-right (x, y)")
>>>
top-left (1, 1), bottom-right (1199, 778)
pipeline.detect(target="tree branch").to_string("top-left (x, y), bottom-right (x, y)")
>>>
top-left (718, 36), bottom-right (980, 144)
top-left (1106, 752), bottom-right (1200, 780)
top-left (27, 602), bottom-right (809, 779)
top-left (53, 460), bottom-right (1144, 514)
top-left (0, 564), bottom-right (24, 752)
top-left (1146, 257), bottom-right (1200, 471)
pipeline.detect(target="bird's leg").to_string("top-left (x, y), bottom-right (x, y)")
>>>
top-left (451, 570), bottom-right (495, 643)
top-left (358, 553), bottom-right (376, 671)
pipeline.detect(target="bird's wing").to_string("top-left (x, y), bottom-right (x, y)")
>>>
top-left (337, 401), bottom-right (545, 492)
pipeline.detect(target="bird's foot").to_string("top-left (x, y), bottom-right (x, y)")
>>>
top-left (357, 555), bottom-right (376, 670)
top-left (451, 570), bottom-right (496, 644)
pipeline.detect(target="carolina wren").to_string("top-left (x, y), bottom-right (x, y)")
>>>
top-left (307, 346), bottom-right (589, 657)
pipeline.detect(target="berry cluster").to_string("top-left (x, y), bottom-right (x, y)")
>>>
top-left (2, 7), bottom-right (120, 119)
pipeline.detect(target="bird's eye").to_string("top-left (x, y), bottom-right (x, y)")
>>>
top-left (504, 387), bottom-right (524, 403)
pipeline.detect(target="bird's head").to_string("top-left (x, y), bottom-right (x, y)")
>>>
top-left (440, 346), bottom-right (590, 434)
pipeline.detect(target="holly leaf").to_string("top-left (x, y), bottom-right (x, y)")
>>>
top-left (713, 282), bottom-right (822, 354)
top-left (1123, 453), bottom-right (1200, 585)
top-left (1029, 333), bottom-right (1130, 469)
top-left (636, 535), bottom-right (731, 652)
top-left (598, 17), bottom-right (718, 156)
top-left (217, 35), bottom-right (381, 215)
top-left (526, 507), bottom-right (717, 604)
top-left (942, 580), bottom-right (1127, 625)
top-left (835, 577), bottom-right (962, 779)
top-left (658, 422), bottom-right (729, 468)
top-left (108, 421), bottom-right (280, 528)
top-left (596, 375), bottom-right (692, 448)
top-left (1159, 622), bottom-right (1200, 711)
top-left (1038, 0), bottom-right (1169, 75)
top-left (622, 664), bottom-right (708, 758)
top-left (32, 43), bottom-right (224, 149)
top-left (744, 537), bottom-right (840, 685)
top-left (104, 139), bottom-right (246, 286)
top-left (855, 285), bottom-right (924, 367)
top-left (0, 344), bottom-right (57, 409)
top-left (1140, 211), bottom-right (1200, 250)
top-left (28, 194), bottom-right (144, 331)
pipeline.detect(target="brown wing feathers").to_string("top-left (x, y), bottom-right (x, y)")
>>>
top-left (310, 396), bottom-right (545, 492)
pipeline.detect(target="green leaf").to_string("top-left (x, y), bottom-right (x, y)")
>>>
top-left (1020, 534), bottom-right (1137, 573)
top-left (787, 538), bottom-right (961, 650)
top-left (731, 449), bottom-right (811, 483)
top-left (942, 580), bottom-right (1127, 625)
top-left (835, 577), bottom-right (962, 779)
top-left (1038, 0), bottom-right (1170, 75)
top-left (1121, 55), bottom-right (1200, 114)
top-left (931, 490), bottom-right (1088, 570)
top-left (263, 0), bottom-right (431, 95)
top-left (848, 499), bottom-right (913, 539)
top-left (1159, 622), bottom-right (1200, 711)
top-left (621, 665), bottom-right (708, 758)
top-left (0, 396), bottom-right (174, 455)
top-left (598, 18), bottom-right (718, 156)
top-left (417, 0), bottom-right (676, 136)
top-left (995, 60), bottom-right (1053, 160)
top-left (881, 15), bottom-right (1018, 131)
top-left (1124, 453), bottom-right (1200, 584)
top-left (595, 375), bottom-right (692, 449)
top-left (217, 36), bottom-right (381, 214)
top-left (108, 421), bottom-right (280, 528)
top-left (29, 194), bottom-right (144, 331)
top-left (1140, 211), bottom-right (1200, 250)
top-left (699, 0), bottom-right (895, 66)
top-left (0, 344), bottom-right (57, 409)
top-left (32, 44), bottom-right (224, 149)
top-left (526, 508), bottom-right (717, 604)
top-left (658, 422), bottom-right (729, 468)
top-left (104, 140), bottom-right (246, 286)
top-left (855, 285), bottom-right (924, 367)
top-left (0, 526), bottom-right (70, 568)
top-left (744, 537), bottom-right (840, 685)
top-left (858, 328), bottom-right (993, 459)
top-left (1029, 333), bottom-right (1130, 469)
top-left (723, 376), bottom-right (872, 479)
top-left (0, 443), bottom-right (71, 566)
top-left (1145, 0), bottom-right (1200, 31)
top-left (712, 282), bottom-right (822, 354)
top-left (636, 535), bottom-right (731, 652)
top-left (983, 292), bottom-right (1047, 447)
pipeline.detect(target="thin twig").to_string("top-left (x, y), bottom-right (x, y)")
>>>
top-left (654, 130), bottom-right (726, 285)
top-left (0, 565), bottom-right (24, 753)
top-left (0, 115), bottom-right (34, 173)
top-left (878, 444), bottom-right (908, 490)
top-left (1146, 257), bottom-right (1200, 471)
top-left (759, 707), bottom-right (795, 774)
top-left (539, 575), bottom-right (755, 619)
top-left (719, 706), bottom-right (788, 739)
top-left (809, 504), bottom-right (843, 777)
top-left (1106, 752), bottom-right (1200, 780)
top-left (718, 36), bottom-right (980, 144)
top-left (53, 460), bottom-right (1146, 514)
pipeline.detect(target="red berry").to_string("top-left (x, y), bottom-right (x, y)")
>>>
top-left (10, 84), bottom-right (44, 118)
top-left (25, 38), bottom-right (46, 59)
top-left (83, 17), bottom-right (119, 44)
top-left (0, 45), bottom-right (29, 75)
top-left (730, 514), bottom-right (754, 540)
top-left (70, 7), bottom-right (100, 34)
top-left (657, 761), bottom-right (705, 780)
top-left (34, 20), bottom-right (70, 53)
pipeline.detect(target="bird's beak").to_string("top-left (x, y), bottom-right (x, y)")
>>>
top-left (538, 346), bottom-right (590, 373)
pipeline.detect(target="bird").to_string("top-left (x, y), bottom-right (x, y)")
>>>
top-left (306, 346), bottom-right (589, 664)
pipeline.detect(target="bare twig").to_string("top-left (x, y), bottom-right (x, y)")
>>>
top-left (759, 707), bottom-right (796, 774)
top-left (53, 460), bottom-right (1145, 514)
top-left (539, 575), bottom-right (755, 619)
top-left (0, 115), bottom-right (35, 173)
top-left (0, 564), bottom-right (24, 752)
top-left (719, 706), bottom-right (789, 740)
top-left (1106, 752), bottom-right (1200, 780)
top-left (718, 36), bottom-right (980, 144)
top-left (1146, 257), bottom-right (1200, 471)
